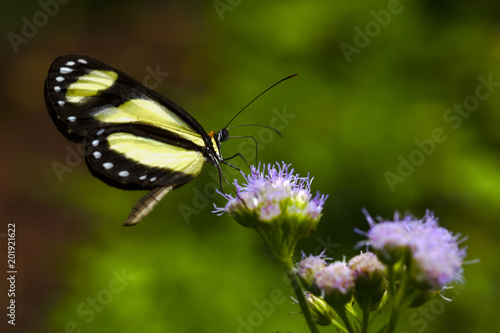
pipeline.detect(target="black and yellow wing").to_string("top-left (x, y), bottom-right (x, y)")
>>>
top-left (44, 54), bottom-right (223, 225)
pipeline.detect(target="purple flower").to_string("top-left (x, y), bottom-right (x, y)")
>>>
top-left (409, 213), bottom-right (466, 288)
top-left (214, 162), bottom-right (327, 264)
top-left (362, 211), bottom-right (416, 256)
top-left (313, 261), bottom-right (355, 308)
top-left (348, 252), bottom-right (387, 310)
top-left (361, 210), bottom-right (467, 289)
top-left (297, 252), bottom-right (329, 289)
top-left (215, 162), bottom-right (327, 221)
top-left (348, 252), bottom-right (385, 280)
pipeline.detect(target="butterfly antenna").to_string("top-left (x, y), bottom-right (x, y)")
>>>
top-left (224, 74), bottom-right (298, 129)
top-left (227, 124), bottom-right (282, 137)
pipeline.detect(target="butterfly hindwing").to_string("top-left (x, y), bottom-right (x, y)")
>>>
top-left (84, 124), bottom-right (205, 190)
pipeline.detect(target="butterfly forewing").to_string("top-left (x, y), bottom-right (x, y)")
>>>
top-left (45, 56), bottom-right (120, 141)
top-left (44, 54), bottom-right (208, 141)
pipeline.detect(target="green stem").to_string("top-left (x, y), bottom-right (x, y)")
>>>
top-left (385, 254), bottom-right (412, 333)
top-left (286, 269), bottom-right (320, 333)
top-left (384, 262), bottom-right (399, 333)
top-left (361, 306), bottom-right (370, 333)
top-left (385, 306), bottom-right (400, 333)
top-left (369, 291), bottom-right (388, 326)
top-left (331, 318), bottom-right (349, 333)
top-left (387, 264), bottom-right (396, 300)
top-left (345, 303), bottom-right (361, 323)
top-left (336, 307), bottom-right (356, 333)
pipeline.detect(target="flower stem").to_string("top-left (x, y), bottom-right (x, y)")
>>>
top-left (361, 306), bottom-right (370, 333)
top-left (385, 306), bottom-right (400, 333)
top-left (286, 268), bottom-right (320, 333)
top-left (345, 303), bottom-right (361, 323)
top-left (387, 264), bottom-right (396, 300)
top-left (331, 319), bottom-right (349, 333)
top-left (385, 254), bottom-right (411, 333)
top-left (383, 262), bottom-right (398, 333)
top-left (369, 291), bottom-right (388, 326)
top-left (336, 306), bottom-right (356, 333)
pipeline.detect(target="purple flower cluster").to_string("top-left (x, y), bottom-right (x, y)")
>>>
top-left (297, 252), bottom-right (329, 289)
top-left (348, 252), bottom-right (385, 280)
top-left (214, 162), bottom-right (327, 264)
top-left (215, 162), bottom-right (327, 222)
top-left (363, 210), bottom-right (466, 288)
top-left (314, 261), bottom-right (355, 297)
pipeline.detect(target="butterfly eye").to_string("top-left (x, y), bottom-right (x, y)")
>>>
top-left (218, 128), bottom-right (230, 142)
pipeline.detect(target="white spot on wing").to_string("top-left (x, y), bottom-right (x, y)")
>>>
top-left (58, 101), bottom-right (65, 106)
top-left (97, 129), bottom-right (105, 135)
top-left (92, 139), bottom-right (99, 147)
top-left (56, 76), bottom-right (64, 82)
top-left (78, 59), bottom-right (87, 64)
top-left (68, 116), bottom-right (76, 122)
top-left (60, 67), bottom-right (73, 74)
top-left (103, 162), bottom-right (113, 169)
top-left (119, 171), bottom-right (129, 177)
top-left (150, 177), bottom-right (157, 182)
top-left (65, 61), bottom-right (75, 66)
top-left (93, 151), bottom-right (102, 159)
top-left (54, 86), bottom-right (61, 92)
top-left (139, 175), bottom-right (147, 180)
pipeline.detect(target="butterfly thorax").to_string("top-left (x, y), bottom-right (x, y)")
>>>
top-left (205, 130), bottom-right (225, 166)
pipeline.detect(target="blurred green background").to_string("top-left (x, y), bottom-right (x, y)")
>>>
top-left (1, 0), bottom-right (499, 332)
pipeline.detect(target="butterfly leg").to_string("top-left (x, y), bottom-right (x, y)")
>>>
top-left (224, 135), bottom-right (260, 165)
top-left (222, 152), bottom-right (252, 172)
top-left (217, 161), bottom-right (249, 209)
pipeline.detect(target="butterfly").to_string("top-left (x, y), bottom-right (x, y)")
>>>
top-left (44, 54), bottom-right (294, 226)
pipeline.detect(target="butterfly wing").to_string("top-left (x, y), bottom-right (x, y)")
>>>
top-left (84, 124), bottom-right (205, 190)
top-left (44, 54), bottom-right (211, 191)
top-left (44, 54), bottom-right (207, 142)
